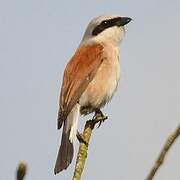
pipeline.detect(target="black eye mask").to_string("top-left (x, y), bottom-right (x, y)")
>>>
top-left (92, 17), bottom-right (131, 36)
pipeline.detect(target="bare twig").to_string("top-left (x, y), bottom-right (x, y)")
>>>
top-left (72, 115), bottom-right (107, 180)
top-left (16, 162), bottom-right (27, 180)
top-left (146, 124), bottom-right (180, 180)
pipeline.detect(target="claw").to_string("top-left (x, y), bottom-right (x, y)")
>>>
top-left (93, 109), bottom-right (108, 128)
top-left (97, 116), bottom-right (108, 128)
top-left (76, 131), bottom-right (88, 146)
top-left (97, 121), bottom-right (102, 128)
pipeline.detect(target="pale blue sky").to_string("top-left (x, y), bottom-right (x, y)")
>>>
top-left (0, 0), bottom-right (180, 180)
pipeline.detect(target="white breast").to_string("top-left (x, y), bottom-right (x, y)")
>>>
top-left (79, 43), bottom-right (120, 109)
top-left (101, 44), bottom-right (120, 103)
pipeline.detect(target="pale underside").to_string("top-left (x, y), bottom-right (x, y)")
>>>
top-left (79, 43), bottom-right (120, 115)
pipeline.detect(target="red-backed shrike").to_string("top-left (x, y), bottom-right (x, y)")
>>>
top-left (54, 15), bottom-right (132, 174)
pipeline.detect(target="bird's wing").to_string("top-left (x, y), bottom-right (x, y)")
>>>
top-left (57, 43), bottom-right (104, 129)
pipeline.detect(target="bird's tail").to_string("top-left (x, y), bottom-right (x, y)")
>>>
top-left (54, 104), bottom-right (80, 174)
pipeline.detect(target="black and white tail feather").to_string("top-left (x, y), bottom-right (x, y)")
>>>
top-left (54, 104), bottom-right (80, 174)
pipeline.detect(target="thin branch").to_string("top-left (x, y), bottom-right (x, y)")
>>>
top-left (16, 162), bottom-right (27, 180)
top-left (146, 123), bottom-right (180, 180)
top-left (72, 114), bottom-right (107, 180)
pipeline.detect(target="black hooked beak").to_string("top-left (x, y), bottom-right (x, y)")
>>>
top-left (116, 17), bottom-right (132, 26)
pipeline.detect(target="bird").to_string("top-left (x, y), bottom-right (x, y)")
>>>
top-left (54, 15), bottom-right (132, 174)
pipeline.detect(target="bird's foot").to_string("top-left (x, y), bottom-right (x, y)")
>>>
top-left (76, 131), bottom-right (88, 146)
top-left (93, 109), bottom-right (108, 128)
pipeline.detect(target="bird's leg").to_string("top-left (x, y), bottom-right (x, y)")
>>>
top-left (76, 130), bottom-right (88, 146)
top-left (93, 109), bottom-right (108, 128)
top-left (76, 109), bottom-right (107, 144)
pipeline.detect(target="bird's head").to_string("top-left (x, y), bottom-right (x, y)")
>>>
top-left (82, 15), bottom-right (132, 45)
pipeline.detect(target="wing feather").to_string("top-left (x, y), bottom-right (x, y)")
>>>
top-left (57, 44), bottom-right (104, 129)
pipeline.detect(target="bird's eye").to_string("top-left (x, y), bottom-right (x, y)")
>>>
top-left (102, 20), bottom-right (108, 25)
